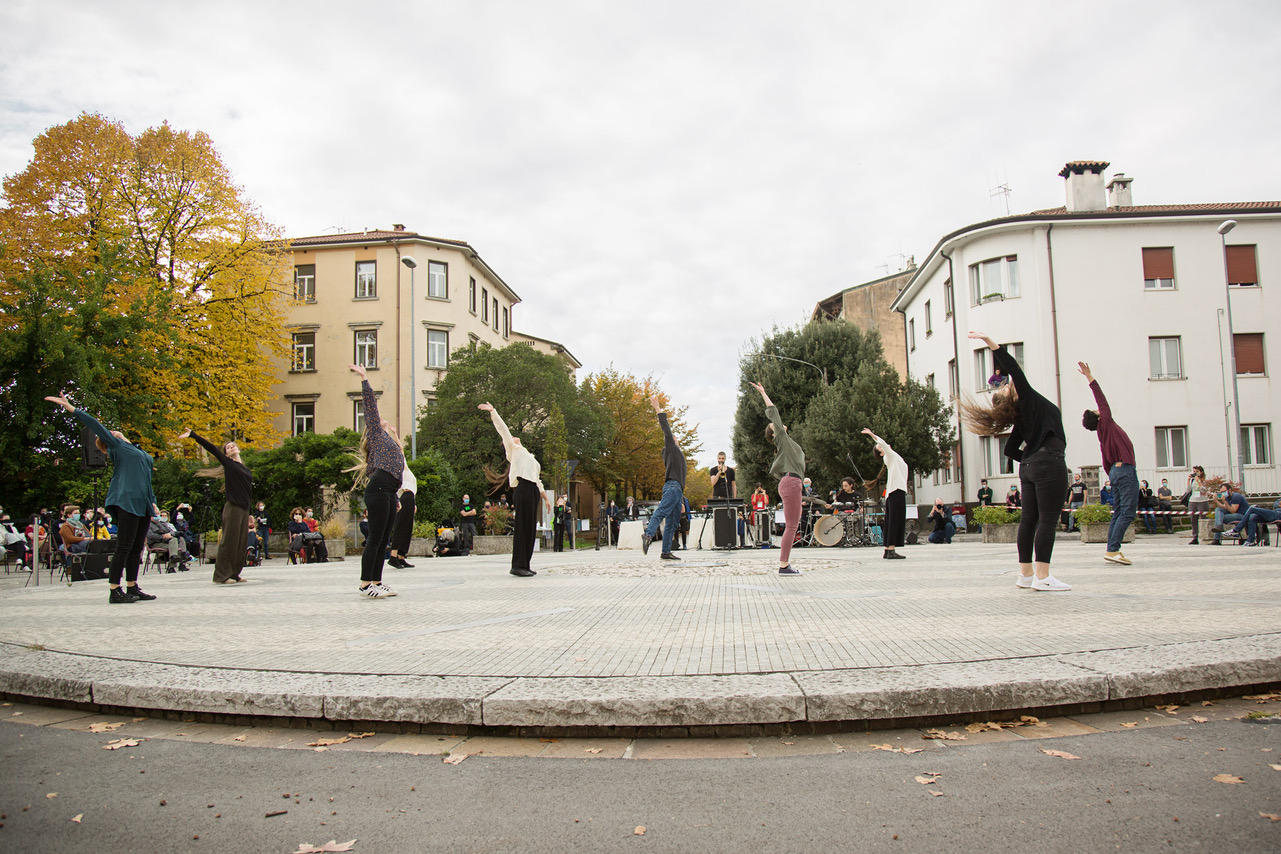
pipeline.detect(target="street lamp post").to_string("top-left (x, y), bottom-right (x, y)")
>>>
top-left (1217, 220), bottom-right (1244, 486)
top-left (401, 255), bottom-right (418, 460)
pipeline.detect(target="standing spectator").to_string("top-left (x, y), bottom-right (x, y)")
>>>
top-left (928, 499), bottom-right (955, 544)
top-left (1078, 362), bottom-right (1139, 565)
top-left (1138, 481), bottom-right (1159, 533)
top-left (553, 495), bottom-right (570, 552)
top-left (459, 495), bottom-right (478, 554)
top-left (605, 500), bottom-right (621, 545)
top-left (977, 479), bottom-right (994, 506)
top-left (47, 393), bottom-right (160, 603)
top-left (1006, 486), bottom-right (1022, 508)
top-left (1155, 479), bottom-right (1175, 533)
top-left (1064, 473), bottom-right (1087, 532)
top-left (252, 501), bottom-right (271, 559)
top-left (678, 495), bottom-right (692, 550)
top-left (1183, 466), bottom-right (1210, 544)
top-left (624, 496), bottom-right (638, 520)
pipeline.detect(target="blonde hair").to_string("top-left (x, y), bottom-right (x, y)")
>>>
top-left (344, 431), bottom-right (371, 489)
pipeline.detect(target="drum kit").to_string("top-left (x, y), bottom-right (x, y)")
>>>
top-left (800, 494), bottom-right (882, 548)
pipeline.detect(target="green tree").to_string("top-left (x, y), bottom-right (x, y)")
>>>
top-left (407, 448), bottom-right (460, 526)
top-left (733, 320), bottom-right (954, 494)
top-left (239, 429), bottom-right (360, 528)
top-left (417, 342), bottom-right (608, 500)
top-left (544, 403), bottom-right (570, 495)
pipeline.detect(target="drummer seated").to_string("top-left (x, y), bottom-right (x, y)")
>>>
top-left (928, 501), bottom-right (955, 544)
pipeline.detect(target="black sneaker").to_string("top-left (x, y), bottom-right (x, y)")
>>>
top-left (660, 552), bottom-right (680, 561)
top-left (109, 587), bottom-right (138, 604)
top-left (641, 533), bottom-right (652, 555)
top-left (510, 568), bottom-right (536, 577)
top-left (883, 550), bottom-right (906, 560)
top-left (398, 558), bottom-right (415, 568)
top-left (129, 586), bottom-right (157, 601)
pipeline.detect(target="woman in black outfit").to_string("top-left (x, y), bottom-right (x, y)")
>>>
top-left (961, 332), bottom-right (1071, 592)
top-left (180, 429), bottom-right (253, 584)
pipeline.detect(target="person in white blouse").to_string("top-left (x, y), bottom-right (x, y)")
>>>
top-left (479, 403), bottom-right (552, 577)
top-left (863, 428), bottom-right (908, 560)
top-left (387, 463), bottom-right (417, 569)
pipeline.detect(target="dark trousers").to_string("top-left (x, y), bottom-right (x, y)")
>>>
top-left (1017, 447), bottom-right (1069, 564)
top-left (212, 503), bottom-right (249, 583)
top-left (553, 519), bottom-right (567, 551)
top-left (511, 478), bottom-right (539, 571)
top-left (390, 490), bottom-right (415, 554)
top-left (107, 506), bottom-right (148, 586)
top-left (459, 520), bottom-right (476, 552)
top-left (884, 489), bottom-right (906, 548)
top-left (362, 469), bottom-right (400, 583)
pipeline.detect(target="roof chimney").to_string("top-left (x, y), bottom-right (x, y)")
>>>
top-left (1058, 161), bottom-right (1110, 212)
top-left (1106, 173), bottom-right (1134, 208)
top-left (392, 223), bottom-right (406, 232)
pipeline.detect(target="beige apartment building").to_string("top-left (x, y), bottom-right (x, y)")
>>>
top-left (272, 225), bottom-right (574, 440)
top-left (811, 266), bottom-right (915, 379)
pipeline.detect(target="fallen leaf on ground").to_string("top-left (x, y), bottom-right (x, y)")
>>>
top-left (1261, 813), bottom-right (1281, 822)
top-left (88, 722), bottom-right (125, 733)
top-left (1214, 774), bottom-right (1245, 784)
top-left (922, 730), bottom-right (965, 741)
top-left (1157, 705), bottom-right (1180, 714)
top-left (1041, 749), bottom-right (1081, 760)
top-left (1202, 700), bottom-right (1215, 707)
top-left (1245, 693), bottom-right (1281, 703)
top-left (70, 814), bottom-right (82, 823)
top-left (871, 744), bottom-right (923, 754)
top-left (633, 826), bottom-right (646, 835)
top-left (312, 747), bottom-right (328, 753)
top-left (1190, 716), bottom-right (1208, 723)
top-left (46, 793), bottom-right (57, 799)
top-left (1269, 764), bottom-right (1281, 771)
top-left (966, 722), bottom-right (1004, 733)
top-left (929, 790), bottom-right (944, 797)
top-left (1121, 722), bottom-right (1138, 728)
top-left (914, 776), bottom-right (937, 785)
top-left (575, 657), bottom-right (587, 662)
top-left (103, 738), bottom-right (141, 750)
top-left (308, 737), bottom-right (351, 746)
top-left (294, 840), bottom-right (357, 853)
top-left (233, 735), bottom-right (248, 742)
top-left (539, 738), bottom-right (560, 743)
top-left (132, 717), bottom-right (147, 722)
top-left (443, 754), bottom-right (467, 765)
top-left (348, 732), bottom-right (375, 739)
top-left (585, 748), bottom-right (603, 754)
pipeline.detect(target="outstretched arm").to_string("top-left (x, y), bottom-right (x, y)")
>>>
top-left (749, 381), bottom-right (773, 409)
top-left (861, 427), bottom-right (889, 453)
top-left (478, 402), bottom-right (514, 450)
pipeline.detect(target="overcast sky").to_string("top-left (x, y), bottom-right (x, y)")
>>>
top-left (4, 0), bottom-right (1280, 466)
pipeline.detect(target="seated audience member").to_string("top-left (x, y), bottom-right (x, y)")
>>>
top-left (303, 508), bottom-right (320, 533)
top-left (950, 502), bottom-right (967, 532)
top-left (25, 518), bottom-right (50, 562)
top-left (247, 515), bottom-right (267, 561)
top-left (1, 508), bottom-right (31, 569)
top-left (1210, 485), bottom-right (1250, 545)
top-left (1138, 480), bottom-right (1159, 533)
top-left (358, 509), bottom-right (369, 547)
top-left (1005, 486), bottom-right (1021, 508)
top-left (147, 510), bottom-right (191, 571)
top-left (927, 499), bottom-right (955, 544)
top-left (1228, 503), bottom-right (1278, 547)
top-left (59, 504), bottom-right (92, 556)
top-left (287, 508), bottom-right (310, 562)
top-left (287, 507), bottom-right (328, 563)
top-left (434, 522), bottom-right (462, 557)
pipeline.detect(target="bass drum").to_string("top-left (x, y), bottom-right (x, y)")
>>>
top-left (814, 514), bottom-right (844, 547)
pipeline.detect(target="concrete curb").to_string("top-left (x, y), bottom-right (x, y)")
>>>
top-left (3, 636), bottom-right (1279, 733)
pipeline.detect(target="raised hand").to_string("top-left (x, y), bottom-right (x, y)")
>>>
top-left (860, 427), bottom-right (874, 437)
top-left (1077, 361), bottom-right (1093, 381)
top-left (477, 402), bottom-right (494, 412)
top-left (178, 429), bottom-right (192, 440)
top-left (348, 363), bottom-right (367, 380)
top-left (44, 394), bottom-right (73, 412)
top-left (967, 331), bottom-right (997, 350)
top-left (649, 394), bottom-right (661, 413)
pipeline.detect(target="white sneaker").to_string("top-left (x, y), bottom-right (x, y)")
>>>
top-left (1031, 575), bottom-right (1072, 592)
top-left (375, 582), bottom-right (398, 597)
top-left (359, 584), bottom-right (388, 598)
top-left (1015, 574), bottom-right (1034, 589)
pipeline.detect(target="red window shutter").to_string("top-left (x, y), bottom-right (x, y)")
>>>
top-left (1226, 245), bottom-right (1258, 286)
top-left (1234, 333), bottom-right (1265, 374)
top-left (1142, 247), bottom-right (1175, 280)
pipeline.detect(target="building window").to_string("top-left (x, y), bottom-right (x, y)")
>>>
top-left (428, 261), bottom-right (447, 299)
top-left (502, 307), bottom-right (509, 339)
top-left (294, 265), bottom-right (315, 302)
top-left (354, 400), bottom-right (366, 434)
top-left (1149, 337), bottom-right (1183, 379)
top-left (291, 332), bottom-right (315, 372)
top-left (1234, 333), bottom-right (1265, 375)
top-left (492, 298), bottom-right (499, 331)
top-left (924, 300), bottom-right (933, 336)
top-left (926, 373), bottom-right (935, 391)
top-left (909, 318), bottom-right (916, 352)
top-left (948, 359), bottom-right (958, 401)
top-left (1226, 245), bottom-right (1259, 287)
top-left (426, 396), bottom-right (439, 412)
top-left (469, 277), bottom-right (477, 313)
top-left (354, 330), bottom-right (377, 369)
top-left (943, 278), bottom-right (954, 317)
top-left (979, 436), bottom-right (1011, 477)
top-left (427, 329), bottom-right (448, 368)
top-left (1001, 342), bottom-right (1025, 368)
top-left (481, 288), bottom-right (489, 322)
top-left (1155, 426), bottom-right (1188, 469)
top-left (292, 402), bottom-right (315, 436)
top-left (969, 256), bottom-right (1019, 304)
top-left (1142, 247), bottom-right (1175, 290)
top-left (1241, 424), bottom-right (1272, 466)
top-left (952, 442), bottom-right (962, 483)
top-left (355, 261), bottom-right (376, 299)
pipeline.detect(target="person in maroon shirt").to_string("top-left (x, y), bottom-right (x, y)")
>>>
top-left (1078, 362), bottom-right (1138, 565)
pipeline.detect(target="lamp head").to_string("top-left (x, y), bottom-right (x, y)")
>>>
top-left (401, 255), bottom-right (418, 268)
top-left (1217, 220), bottom-right (1237, 236)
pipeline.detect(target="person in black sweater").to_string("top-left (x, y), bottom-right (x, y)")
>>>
top-left (180, 429), bottom-right (253, 584)
top-left (961, 333), bottom-right (1071, 592)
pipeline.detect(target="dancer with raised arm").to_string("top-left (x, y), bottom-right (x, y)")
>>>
top-left (960, 332), bottom-right (1071, 591)
top-left (1077, 361), bottom-right (1138, 565)
top-left (862, 428), bottom-right (908, 560)
top-left (349, 364), bottom-right (403, 598)
top-left (387, 463), bottom-right (417, 568)
top-left (46, 394), bottom-right (160, 603)
top-left (640, 394), bottom-right (687, 561)
top-left (179, 428), bottom-right (253, 584)
top-left (749, 381), bottom-right (804, 575)
top-left (479, 402), bottom-right (551, 577)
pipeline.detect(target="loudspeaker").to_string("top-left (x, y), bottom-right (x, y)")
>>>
top-left (713, 508), bottom-right (736, 548)
top-left (81, 427), bottom-right (108, 470)
top-left (68, 552), bottom-right (110, 581)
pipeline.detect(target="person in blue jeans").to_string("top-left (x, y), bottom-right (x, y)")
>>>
top-left (1210, 486), bottom-right (1250, 545)
top-left (1079, 362), bottom-right (1138, 565)
top-left (927, 500), bottom-right (955, 544)
top-left (641, 394), bottom-right (686, 561)
top-left (1229, 504), bottom-right (1279, 546)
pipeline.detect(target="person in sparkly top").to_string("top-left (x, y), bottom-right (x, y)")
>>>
top-left (350, 364), bottom-right (405, 598)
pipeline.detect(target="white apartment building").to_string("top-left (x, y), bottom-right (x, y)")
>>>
top-left (891, 161), bottom-right (1281, 506)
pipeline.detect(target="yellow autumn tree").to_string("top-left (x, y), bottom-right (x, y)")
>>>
top-left (0, 112), bottom-right (289, 452)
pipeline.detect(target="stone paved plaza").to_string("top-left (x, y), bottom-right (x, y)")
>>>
top-left (1, 537), bottom-right (1278, 732)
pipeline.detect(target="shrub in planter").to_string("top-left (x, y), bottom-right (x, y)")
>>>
top-left (484, 505), bottom-right (512, 535)
top-left (1075, 502), bottom-right (1134, 543)
top-left (972, 506), bottom-right (1021, 525)
top-left (319, 516), bottom-right (350, 558)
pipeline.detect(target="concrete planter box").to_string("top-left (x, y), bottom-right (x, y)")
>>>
top-left (981, 523), bottom-right (1019, 544)
top-left (407, 537), bottom-right (433, 557)
top-left (472, 535), bottom-right (513, 555)
top-left (1079, 522), bottom-right (1134, 544)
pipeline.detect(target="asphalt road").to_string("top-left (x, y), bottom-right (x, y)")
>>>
top-left (3, 716), bottom-right (1279, 853)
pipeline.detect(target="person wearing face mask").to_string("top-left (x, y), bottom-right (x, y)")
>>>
top-left (180, 428), bottom-right (253, 584)
top-left (47, 393), bottom-right (160, 603)
top-left (459, 495), bottom-right (477, 554)
top-left (170, 503), bottom-right (198, 558)
top-left (479, 402), bottom-right (551, 577)
top-left (1, 508), bottom-right (31, 570)
top-left (287, 508), bottom-right (311, 562)
top-left (147, 509), bottom-right (191, 573)
top-left (59, 504), bottom-right (92, 556)
top-left (960, 332), bottom-right (1071, 592)
top-left (1155, 479), bottom-right (1175, 533)
top-left (252, 502), bottom-right (271, 559)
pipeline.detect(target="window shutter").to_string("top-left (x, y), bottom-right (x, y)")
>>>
top-left (1142, 247), bottom-right (1174, 280)
top-left (1234, 333), bottom-right (1265, 374)
top-left (1226, 245), bottom-right (1258, 286)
